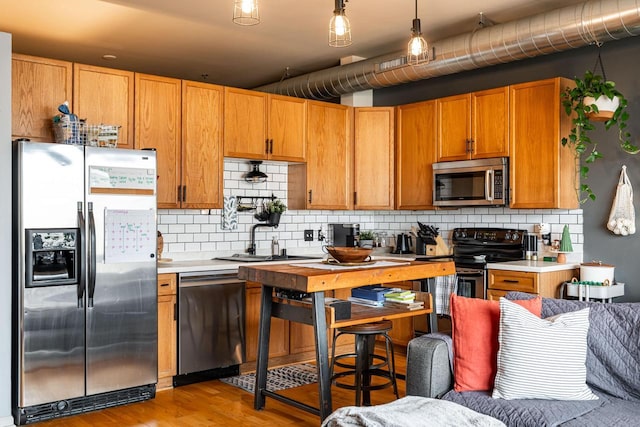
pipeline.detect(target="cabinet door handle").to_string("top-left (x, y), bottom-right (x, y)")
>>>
top-left (308, 190), bottom-right (313, 204)
top-left (354, 191), bottom-right (357, 205)
top-left (265, 139), bottom-right (269, 155)
top-left (470, 138), bottom-right (475, 154)
top-left (173, 302), bottom-right (177, 321)
top-left (182, 185), bottom-right (187, 202)
top-left (503, 279), bottom-right (520, 283)
top-left (269, 139), bottom-right (274, 154)
top-left (160, 283), bottom-right (169, 287)
top-left (177, 185), bottom-right (182, 202)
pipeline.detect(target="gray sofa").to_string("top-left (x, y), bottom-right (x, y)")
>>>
top-left (406, 293), bottom-right (640, 427)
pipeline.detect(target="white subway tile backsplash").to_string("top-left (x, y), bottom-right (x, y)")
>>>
top-left (159, 160), bottom-right (584, 260)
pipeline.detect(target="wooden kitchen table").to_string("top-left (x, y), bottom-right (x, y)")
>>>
top-left (238, 259), bottom-right (455, 422)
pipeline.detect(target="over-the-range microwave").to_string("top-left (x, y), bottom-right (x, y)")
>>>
top-left (433, 157), bottom-right (509, 207)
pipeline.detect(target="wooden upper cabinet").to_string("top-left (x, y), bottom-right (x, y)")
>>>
top-left (223, 87), bottom-right (268, 159)
top-left (396, 100), bottom-right (437, 210)
top-left (304, 101), bottom-right (352, 210)
top-left (437, 87), bottom-right (509, 161)
top-left (509, 78), bottom-right (578, 209)
top-left (73, 64), bottom-right (134, 149)
top-left (223, 88), bottom-right (306, 161)
top-left (268, 94), bottom-right (306, 162)
top-left (437, 93), bottom-right (471, 161)
top-left (354, 107), bottom-right (395, 210)
top-left (472, 87), bottom-right (509, 158)
top-left (181, 81), bottom-right (224, 209)
top-left (12, 54), bottom-right (72, 142)
top-left (134, 73), bottom-right (182, 208)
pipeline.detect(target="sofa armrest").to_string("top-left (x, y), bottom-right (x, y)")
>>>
top-left (406, 333), bottom-right (453, 398)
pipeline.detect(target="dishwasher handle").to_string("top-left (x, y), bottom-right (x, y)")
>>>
top-left (179, 278), bottom-right (246, 288)
top-left (178, 272), bottom-right (245, 288)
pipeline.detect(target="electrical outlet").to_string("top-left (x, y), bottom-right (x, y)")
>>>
top-left (304, 230), bottom-right (314, 241)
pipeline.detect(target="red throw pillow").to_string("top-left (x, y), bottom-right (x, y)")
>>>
top-left (450, 294), bottom-right (542, 392)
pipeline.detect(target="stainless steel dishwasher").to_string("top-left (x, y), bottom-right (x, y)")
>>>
top-left (176, 270), bottom-right (245, 382)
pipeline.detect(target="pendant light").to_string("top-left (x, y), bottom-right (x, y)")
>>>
top-left (245, 161), bottom-right (268, 183)
top-left (407, 0), bottom-right (429, 65)
top-left (233, 0), bottom-right (260, 26)
top-left (329, 0), bottom-right (352, 47)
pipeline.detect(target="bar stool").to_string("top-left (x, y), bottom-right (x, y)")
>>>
top-left (330, 320), bottom-right (399, 406)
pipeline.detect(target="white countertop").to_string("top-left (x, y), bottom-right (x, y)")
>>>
top-left (157, 251), bottom-right (418, 274)
top-left (487, 260), bottom-right (580, 273)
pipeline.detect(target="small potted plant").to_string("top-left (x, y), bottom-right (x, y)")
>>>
top-left (561, 69), bottom-right (638, 202)
top-left (358, 230), bottom-right (375, 248)
top-left (265, 198), bottom-right (287, 226)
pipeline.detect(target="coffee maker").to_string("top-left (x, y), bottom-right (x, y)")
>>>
top-left (329, 223), bottom-right (360, 247)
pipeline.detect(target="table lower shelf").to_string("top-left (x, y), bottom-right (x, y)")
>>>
top-left (272, 291), bottom-right (433, 329)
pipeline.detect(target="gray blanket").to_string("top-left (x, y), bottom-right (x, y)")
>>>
top-left (322, 396), bottom-right (506, 427)
top-left (443, 390), bottom-right (604, 427)
top-left (535, 296), bottom-right (640, 401)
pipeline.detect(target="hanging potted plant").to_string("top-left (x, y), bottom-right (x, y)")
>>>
top-left (265, 198), bottom-right (287, 227)
top-left (561, 63), bottom-right (638, 202)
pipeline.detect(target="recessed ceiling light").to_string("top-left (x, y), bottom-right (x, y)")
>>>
top-left (102, 54), bottom-right (117, 60)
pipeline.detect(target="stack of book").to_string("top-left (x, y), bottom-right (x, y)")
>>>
top-left (348, 285), bottom-right (392, 307)
top-left (383, 290), bottom-right (425, 310)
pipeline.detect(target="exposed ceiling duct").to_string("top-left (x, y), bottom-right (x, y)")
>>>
top-left (255, 0), bottom-right (640, 100)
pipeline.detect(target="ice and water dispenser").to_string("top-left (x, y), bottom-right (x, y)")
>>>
top-left (25, 229), bottom-right (79, 287)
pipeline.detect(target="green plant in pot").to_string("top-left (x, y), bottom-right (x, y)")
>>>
top-left (265, 199), bottom-right (287, 226)
top-left (561, 69), bottom-right (638, 202)
top-left (358, 230), bottom-right (375, 247)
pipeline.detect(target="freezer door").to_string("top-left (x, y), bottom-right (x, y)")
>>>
top-left (15, 142), bottom-right (86, 407)
top-left (84, 147), bottom-right (158, 395)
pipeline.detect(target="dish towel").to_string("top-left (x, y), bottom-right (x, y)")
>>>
top-left (434, 274), bottom-right (457, 315)
top-left (221, 196), bottom-right (238, 230)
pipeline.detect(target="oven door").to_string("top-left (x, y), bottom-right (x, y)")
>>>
top-left (456, 268), bottom-right (486, 299)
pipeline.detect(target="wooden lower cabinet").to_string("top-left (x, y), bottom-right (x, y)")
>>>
top-left (157, 273), bottom-right (177, 390)
top-left (245, 282), bottom-right (289, 362)
top-left (487, 268), bottom-right (578, 300)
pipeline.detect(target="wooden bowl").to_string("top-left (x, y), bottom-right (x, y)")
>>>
top-left (326, 246), bottom-right (373, 263)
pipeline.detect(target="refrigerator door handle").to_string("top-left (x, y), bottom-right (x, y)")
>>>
top-left (77, 202), bottom-right (86, 308)
top-left (88, 202), bottom-right (97, 308)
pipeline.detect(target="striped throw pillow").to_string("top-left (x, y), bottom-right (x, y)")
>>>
top-left (492, 298), bottom-right (598, 401)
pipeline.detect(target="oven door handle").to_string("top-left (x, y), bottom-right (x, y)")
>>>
top-left (485, 169), bottom-right (494, 202)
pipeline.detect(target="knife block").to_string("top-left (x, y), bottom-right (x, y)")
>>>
top-left (424, 245), bottom-right (437, 256)
top-left (434, 235), bottom-right (451, 256)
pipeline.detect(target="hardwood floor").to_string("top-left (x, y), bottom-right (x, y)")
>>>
top-left (35, 352), bottom-right (409, 427)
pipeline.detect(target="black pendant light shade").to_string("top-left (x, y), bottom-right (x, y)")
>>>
top-left (245, 160), bottom-right (268, 183)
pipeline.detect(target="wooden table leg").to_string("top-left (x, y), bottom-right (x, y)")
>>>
top-left (311, 291), bottom-right (332, 421)
top-left (254, 285), bottom-right (273, 410)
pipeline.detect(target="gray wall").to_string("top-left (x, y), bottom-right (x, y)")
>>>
top-left (375, 36), bottom-right (640, 303)
top-left (1, 31), bottom-right (14, 426)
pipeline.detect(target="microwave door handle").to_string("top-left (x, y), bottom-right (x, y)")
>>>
top-left (485, 170), bottom-right (494, 201)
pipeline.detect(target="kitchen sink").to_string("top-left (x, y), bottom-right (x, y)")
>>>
top-left (214, 254), bottom-right (320, 263)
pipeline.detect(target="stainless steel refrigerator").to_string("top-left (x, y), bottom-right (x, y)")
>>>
top-left (12, 141), bottom-right (158, 424)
